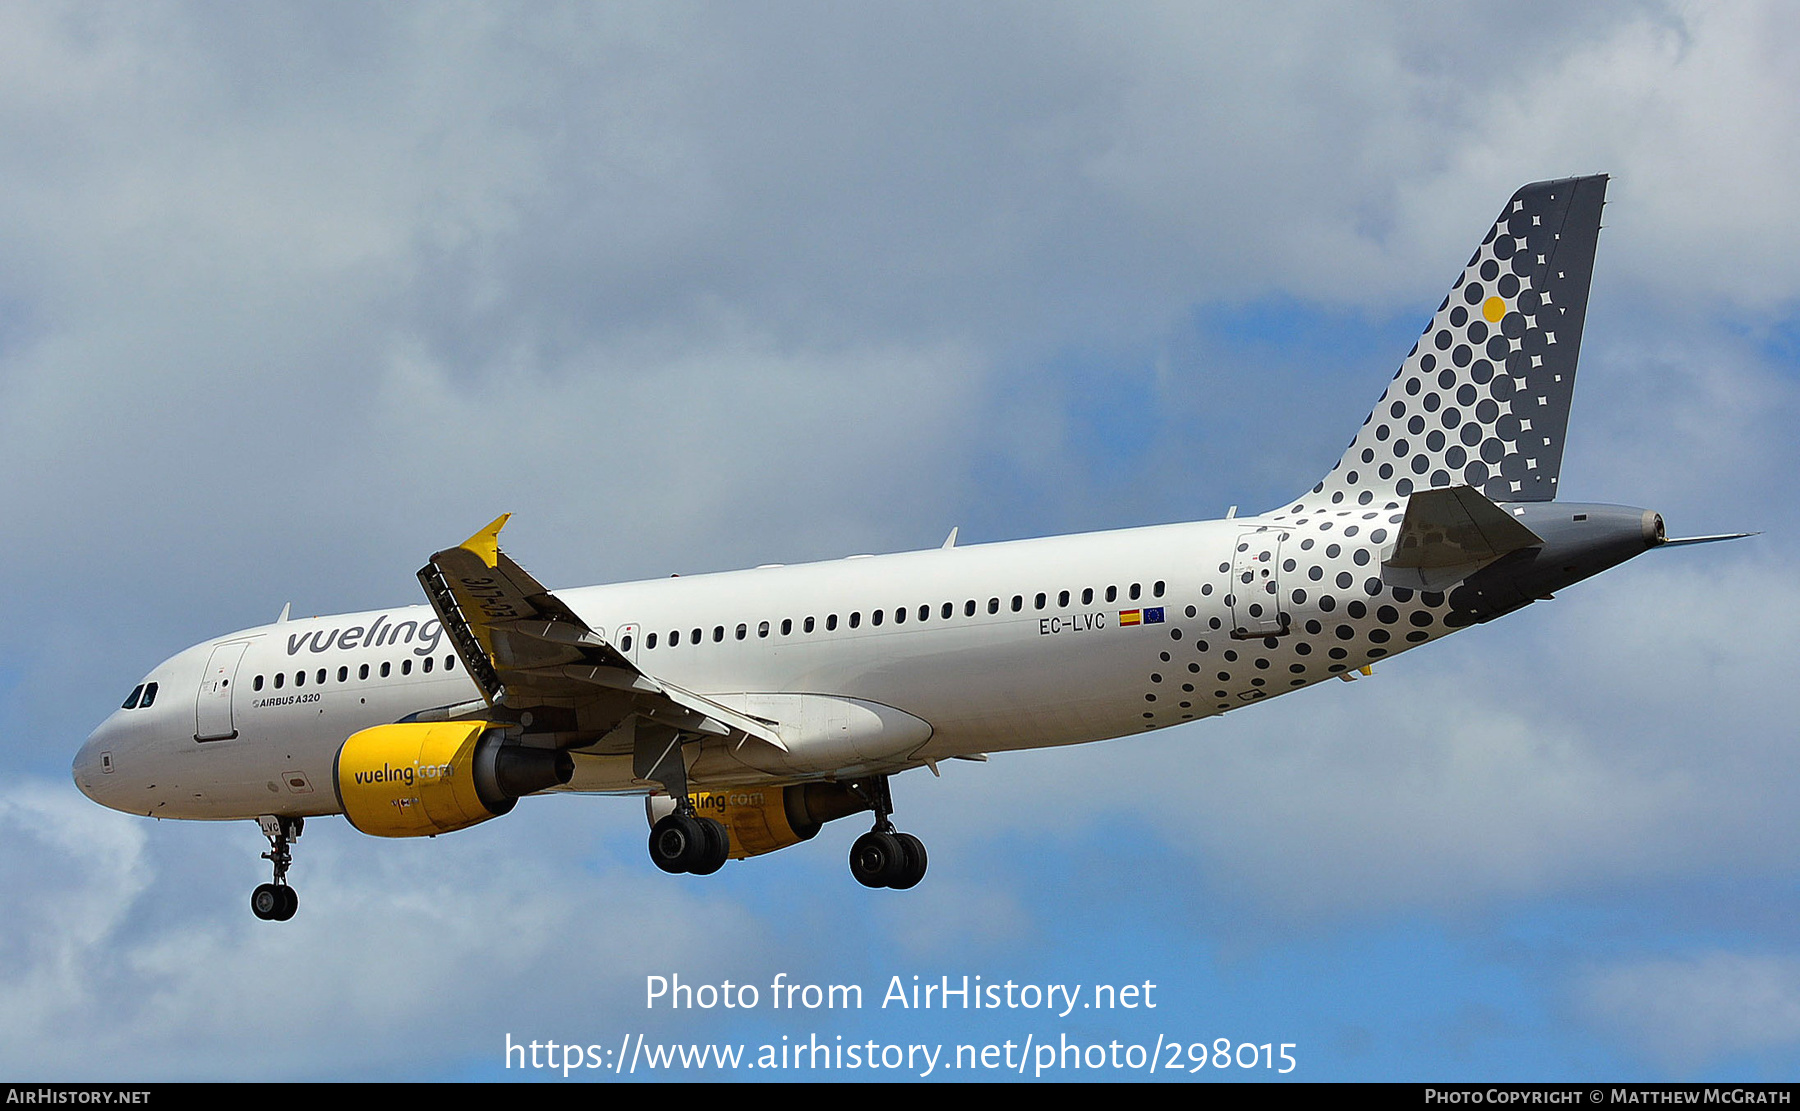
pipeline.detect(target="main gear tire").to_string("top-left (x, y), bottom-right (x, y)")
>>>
top-left (649, 814), bottom-right (706, 874)
top-left (849, 830), bottom-right (906, 888)
top-left (689, 817), bottom-right (730, 876)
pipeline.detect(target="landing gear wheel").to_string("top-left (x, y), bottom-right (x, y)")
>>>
top-left (251, 883), bottom-right (283, 921)
top-left (889, 832), bottom-right (928, 890)
top-left (689, 818), bottom-right (730, 876)
top-left (649, 814), bottom-right (706, 874)
top-left (252, 815), bottom-right (303, 921)
top-left (850, 830), bottom-right (906, 888)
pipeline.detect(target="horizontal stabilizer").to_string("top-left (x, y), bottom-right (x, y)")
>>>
top-left (1387, 485), bottom-right (1543, 571)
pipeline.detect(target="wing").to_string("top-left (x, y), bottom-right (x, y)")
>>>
top-left (415, 514), bottom-right (785, 756)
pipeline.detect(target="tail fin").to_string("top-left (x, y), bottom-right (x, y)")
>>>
top-left (1285, 175), bottom-right (1608, 515)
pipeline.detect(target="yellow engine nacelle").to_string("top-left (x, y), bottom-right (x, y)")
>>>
top-left (648, 782), bottom-right (871, 859)
top-left (334, 721), bottom-right (572, 838)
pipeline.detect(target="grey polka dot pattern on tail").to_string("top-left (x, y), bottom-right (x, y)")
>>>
top-left (1287, 176), bottom-right (1607, 516)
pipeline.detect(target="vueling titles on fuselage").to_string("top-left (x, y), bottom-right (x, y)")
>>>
top-left (285, 614), bottom-right (445, 658)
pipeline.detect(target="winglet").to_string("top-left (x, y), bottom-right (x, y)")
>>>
top-left (460, 513), bottom-right (512, 569)
top-left (942, 527), bottom-right (958, 549)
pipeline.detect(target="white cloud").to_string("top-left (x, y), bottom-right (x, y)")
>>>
top-left (0, 780), bottom-right (775, 1080)
top-left (1578, 952), bottom-right (1800, 1072)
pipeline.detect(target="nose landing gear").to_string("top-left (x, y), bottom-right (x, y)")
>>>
top-left (252, 814), bottom-right (302, 921)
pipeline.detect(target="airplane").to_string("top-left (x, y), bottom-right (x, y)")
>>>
top-left (72, 174), bottom-right (1748, 920)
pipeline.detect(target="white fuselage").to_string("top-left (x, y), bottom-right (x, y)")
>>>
top-left (74, 506), bottom-right (1444, 823)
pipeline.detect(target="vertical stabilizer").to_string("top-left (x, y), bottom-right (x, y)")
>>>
top-left (1285, 175), bottom-right (1608, 514)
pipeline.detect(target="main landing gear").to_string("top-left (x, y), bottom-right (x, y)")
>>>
top-left (848, 776), bottom-right (927, 890)
top-left (251, 814), bottom-right (302, 921)
top-left (638, 727), bottom-right (731, 875)
top-left (648, 809), bottom-right (730, 875)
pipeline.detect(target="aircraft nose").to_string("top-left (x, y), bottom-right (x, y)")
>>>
top-left (72, 720), bottom-right (122, 807)
top-left (72, 736), bottom-right (101, 802)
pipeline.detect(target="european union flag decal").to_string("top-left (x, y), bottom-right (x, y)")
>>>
top-left (1143, 607), bottom-right (1165, 624)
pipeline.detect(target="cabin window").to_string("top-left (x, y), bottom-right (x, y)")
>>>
top-left (669, 630), bottom-right (680, 647)
top-left (1011, 595), bottom-right (1022, 613)
top-left (1130, 583), bottom-right (1142, 601)
top-left (713, 626), bottom-right (724, 643)
top-left (646, 632), bottom-right (657, 650)
top-left (445, 656), bottom-right (456, 671)
top-left (380, 662), bottom-right (391, 678)
top-left (941, 602), bottom-right (952, 619)
top-left (781, 618), bottom-right (792, 635)
top-left (988, 598), bottom-right (999, 614)
top-left (274, 673), bottom-right (285, 689)
top-left (735, 623), bottom-right (747, 641)
top-left (691, 628), bottom-right (702, 645)
top-left (1034, 592), bottom-right (1046, 610)
top-left (892, 607), bottom-right (904, 625)
top-left (621, 634), bottom-right (633, 652)
top-left (401, 659), bottom-right (412, 675)
top-left (965, 600), bottom-right (976, 617)
top-left (1106, 586), bottom-right (1118, 602)
top-left (758, 621), bottom-right (770, 638)
top-left (922, 605), bottom-right (933, 622)
top-left (1154, 580), bottom-right (1166, 598)
top-left (295, 671), bottom-right (305, 687)
top-left (315, 669), bottom-right (326, 685)
top-left (422, 657), bottom-right (433, 673)
top-left (359, 664), bottom-right (369, 680)
top-left (337, 666), bottom-right (348, 682)
top-left (122, 684), bottom-right (144, 709)
top-left (826, 614), bottom-right (838, 631)
top-left (849, 612), bottom-right (861, 629)
top-left (805, 616), bottom-right (816, 633)
top-left (1082, 587), bottom-right (1094, 605)
top-left (1059, 590), bottom-right (1070, 607)
top-left (253, 676), bottom-right (264, 692)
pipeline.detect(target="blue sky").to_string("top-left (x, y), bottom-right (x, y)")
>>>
top-left (2, 1), bottom-right (1798, 1082)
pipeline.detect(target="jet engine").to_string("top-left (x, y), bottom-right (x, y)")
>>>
top-left (334, 720), bottom-right (572, 837)
top-left (646, 782), bottom-right (871, 859)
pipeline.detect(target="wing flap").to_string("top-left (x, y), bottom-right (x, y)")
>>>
top-left (418, 515), bottom-right (788, 758)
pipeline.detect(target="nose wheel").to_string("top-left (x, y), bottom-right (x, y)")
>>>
top-left (252, 815), bottom-right (302, 921)
top-left (251, 882), bottom-right (297, 921)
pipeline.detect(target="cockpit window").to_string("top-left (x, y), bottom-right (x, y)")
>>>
top-left (122, 684), bottom-right (144, 710)
top-left (139, 682), bottom-right (158, 708)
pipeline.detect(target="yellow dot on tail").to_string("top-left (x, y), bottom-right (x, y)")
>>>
top-left (1483, 295), bottom-right (1506, 323)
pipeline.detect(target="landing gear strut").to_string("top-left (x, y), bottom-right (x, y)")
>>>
top-left (848, 776), bottom-right (927, 890)
top-left (252, 814), bottom-right (301, 921)
top-left (638, 728), bottom-right (730, 875)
